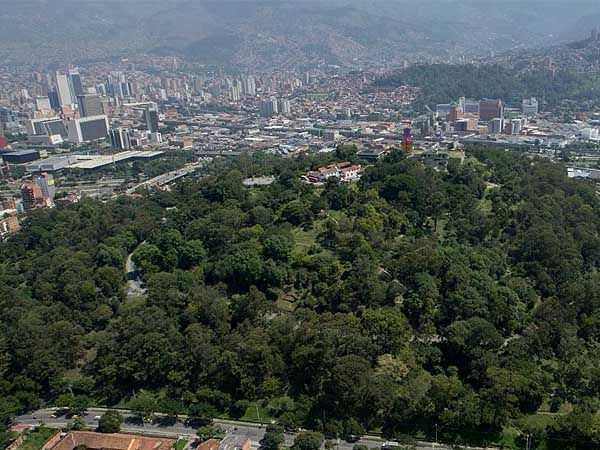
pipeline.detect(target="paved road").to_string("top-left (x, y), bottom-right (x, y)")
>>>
top-left (125, 161), bottom-right (206, 195)
top-left (125, 241), bottom-right (147, 297)
top-left (15, 408), bottom-right (389, 450)
top-left (16, 408), bottom-right (495, 450)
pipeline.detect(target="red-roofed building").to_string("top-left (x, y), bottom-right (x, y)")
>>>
top-left (43, 431), bottom-right (175, 450)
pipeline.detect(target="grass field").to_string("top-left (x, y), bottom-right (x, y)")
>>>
top-left (174, 438), bottom-right (188, 450)
top-left (18, 427), bottom-right (57, 450)
top-left (240, 401), bottom-right (273, 423)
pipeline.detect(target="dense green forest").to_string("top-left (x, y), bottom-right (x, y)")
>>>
top-left (3, 148), bottom-right (600, 448)
top-left (374, 64), bottom-right (600, 111)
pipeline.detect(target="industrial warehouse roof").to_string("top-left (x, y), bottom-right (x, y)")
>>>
top-left (25, 150), bottom-right (164, 172)
top-left (2, 149), bottom-right (40, 156)
top-left (69, 150), bottom-right (164, 169)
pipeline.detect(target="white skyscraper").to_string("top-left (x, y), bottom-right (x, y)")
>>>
top-left (55, 73), bottom-right (73, 107)
top-left (230, 83), bottom-right (241, 102)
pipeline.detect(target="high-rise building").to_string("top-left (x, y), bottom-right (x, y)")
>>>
top-left (66, 115), bottom-right (109, 143)
top-left (242, 76), bottom-right (256, 96)
top-left (48, 91), bottom-right (60, 110)
top-left (479, 99), bottom-right (503, 121)
top-left (144, 107), bottom-right (159, 132)
top-left (488, 118), bottom-right (504, 134)
top-left (68, 70), bottom-right (84, 98)
top-left (193, 77), bottom-right (204, 94)
top-left (55, 73), bottom-right (73, 107)
top-left (278, 99), bottom-right (291, 115)
top-left (120, 82), bottom-right (131, 97)
top-left (522, 97), bottom-right (539, 116)
top-left (109, 128), bottom-right (132, 150)
top-left (77, 94), bottom-right (104, 117)
top-left (230, 83), bottom-right (241, 102)
top-left (259, 99), bottom-right (279, 117)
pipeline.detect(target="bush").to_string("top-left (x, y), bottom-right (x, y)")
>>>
top-left (97, 410), bottom-right (122, 433)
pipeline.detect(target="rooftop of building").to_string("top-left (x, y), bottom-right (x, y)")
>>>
top-left (3, 149), bottom-right (40, 156)
top-left (44, 431), bottom-right (175, 450)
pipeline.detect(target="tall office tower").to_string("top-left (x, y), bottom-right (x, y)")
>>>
top-left (21, 182), bottom-right (47, 210)
top-left (114, 83), bottom-right (124, 98)
top-left (66, 115), bottom-right (109, 143)
top-left (77, 94), bottom-right (104, 117)
top-left (48, 91), bottom-right (60, 110)
top-left (278, 98), bottom-right (291, 115)
top-left (109, 128), bottom-right (132, 150)
top-left (522, 97), bottom-right (539, 116)
top-left (488, 118), bottom-right (504, 134)
top-left (105, 75), bottom-right (115, 97)
top-left (35, 173), bottom-right (56, 203)
top-left (55, 73), bottom-right (73, 107)
top-left (144, 107), bottom-right (159, 132)
top-left (68, 69), bottom-right (84, 98)
top-left (120, 82), bottom-right (131, 97)
top-left (479, 98), bottom-right (503, 121)
top-left (35, 97), bottom-right (52, 112)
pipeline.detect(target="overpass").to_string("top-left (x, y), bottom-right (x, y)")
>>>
top-left (125, 161), bottom-right (206, 195)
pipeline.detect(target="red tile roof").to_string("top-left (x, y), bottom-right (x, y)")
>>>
top-left (46, 431), bottom-right (174, 450)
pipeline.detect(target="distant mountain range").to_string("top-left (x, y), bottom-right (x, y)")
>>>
top-left (2, 0), bottom-right (600, 69)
